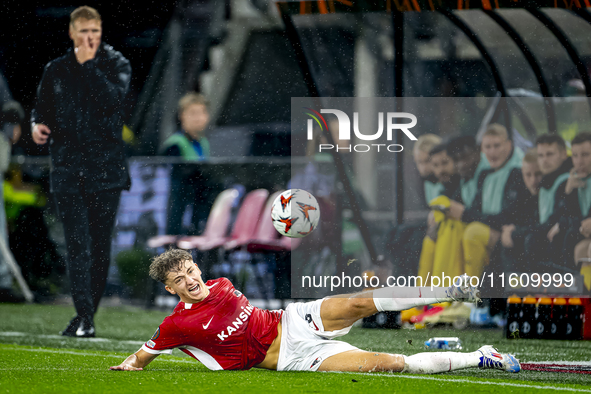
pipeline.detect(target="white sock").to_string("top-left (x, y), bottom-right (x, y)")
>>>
top-left (372, 286), bottom-right (451, 312)
top-left (402, 351), bottom-right (481, 374)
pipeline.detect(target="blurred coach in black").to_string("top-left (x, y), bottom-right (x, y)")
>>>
top-left (31, 6), bottom-right (131, 337)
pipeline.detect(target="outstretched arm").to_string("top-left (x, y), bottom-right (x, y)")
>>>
top-left (110, 348), bottom-right (159, 371)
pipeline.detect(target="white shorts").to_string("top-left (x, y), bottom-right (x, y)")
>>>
top-left (277, 299), bottom-right (359, 372)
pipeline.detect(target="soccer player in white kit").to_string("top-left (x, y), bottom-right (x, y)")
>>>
top-left (110, 249), bottom-right (520, 374)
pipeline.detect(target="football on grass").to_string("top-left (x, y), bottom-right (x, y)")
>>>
top-left (271, 189), bottom-right (320, 238)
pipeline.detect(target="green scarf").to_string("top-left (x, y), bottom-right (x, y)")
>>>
top-left (424, 180), bottom-right (444, 205)
top-left (461, 153), bottom-right (490, 209)
top-left (161, 133), bottom-right (209, 161)
top-left (539, 172), bottom-right (569, 224)
top-left (482, 147), bottom-right (524, 215)
top-left (578, 176), bottom-right (591, 217)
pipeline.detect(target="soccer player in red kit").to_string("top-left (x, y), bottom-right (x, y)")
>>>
top-left (110, 249), bottom-right (520, 374)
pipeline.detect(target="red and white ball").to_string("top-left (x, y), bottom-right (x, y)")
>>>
top-left (271, 189), bottom-right (320, 238)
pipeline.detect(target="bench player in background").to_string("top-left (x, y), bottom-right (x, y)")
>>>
top-left (413, 134), bottom-right (443, 206)
top-left (416, 142), bottom-right (465, 281)
top-left (385, 133), bottom-right (443, 279)
top-left (502, 135), bottom-right (570, 268)
top-left (551, 132), bottom-right (591, 291)
top-left (447, 136), bottom-right (490, 211)
top-left (447, 124), bottom-right (529, 277)
top-left (111, 249), bottom-right (520, 374)
top-left (499, 148), bottom-right (543, 269)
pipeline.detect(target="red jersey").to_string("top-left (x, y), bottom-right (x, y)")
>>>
top-left (141, 278), bottom-right (282, 370)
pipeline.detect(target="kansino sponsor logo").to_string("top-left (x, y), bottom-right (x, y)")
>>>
top-left (217, 303), bottom-right (255, 341)
top-left (304, 108), bottom-right (417, 153)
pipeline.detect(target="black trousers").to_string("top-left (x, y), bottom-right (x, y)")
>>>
top-left (54, 188), bottom-right (122, 322)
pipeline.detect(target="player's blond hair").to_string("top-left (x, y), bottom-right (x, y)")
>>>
top-left (414, 134), bottom-right (442, 154)
top-left (483, 123), bottom-right (509, 141)
top-left (70, 6), bottom-right (101, 25)
top-left (523, 148), bottom-right (538, 164)
top-left (178, 93), bottom-right (210, 115)
top-left (149, 249), bottom-right (194, 284)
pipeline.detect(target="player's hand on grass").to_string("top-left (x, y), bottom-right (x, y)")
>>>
top-left (32, 123), bottom-right (51, 145)
top-left (109, 364), bottom-right (143, 371)
top-left (109, 353), bottom-right (144, 371)
top-left (110, 350), bottom-right (157, 371)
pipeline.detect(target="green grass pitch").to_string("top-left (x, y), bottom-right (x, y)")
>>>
top-left (1, 303), bottom-right (590, 393)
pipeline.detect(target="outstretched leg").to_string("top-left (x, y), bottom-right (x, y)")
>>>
top-left (315, 281), bottom-right (518, 375)
top-left (320, 276), bottom-right (478, 332)
top-left (319, 346), bottom-right (520, 374)
top-left (318, 350), bottom-right (404, 372)
top-left (318, 349), bottom-right (477, 373)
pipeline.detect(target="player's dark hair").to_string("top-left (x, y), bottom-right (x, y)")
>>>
top-left (571, 132), bottom-right (591, 147)
top-left (484, 123), bottom-right (509, 140)
top-left (535, 134), bottom-right (566, 150)
top-left (429, 143), bottom-right (448, 158)
top-left (149, 249), bottom-right (193, 284)
top-left (447, 135), bottom-right (478, 158)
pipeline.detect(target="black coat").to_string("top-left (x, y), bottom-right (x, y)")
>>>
top-left (557, 180), bottom-right (591, 230)
top-left (31, 43), bottom-right (131, 194)
top-left (462, 167), bottom-right (532, 231)
top-left (512, 158), bottom-right (572, 245)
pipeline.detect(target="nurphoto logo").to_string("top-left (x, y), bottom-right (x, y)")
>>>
top-left (304, 107), bottom-right (418, 153)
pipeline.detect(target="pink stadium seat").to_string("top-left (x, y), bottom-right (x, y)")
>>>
top-left (222, 189), bottom-right (270, 250)
top-left (147, 234), bottom-right (180, 249)
top-left (178, 189), bottom-right (268, 252)
top-left (246, 191), bottom-right (301, 253)
top-left (173, 188), bottom-right (239, 251)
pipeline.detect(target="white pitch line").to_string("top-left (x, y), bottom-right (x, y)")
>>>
top-left (353, 372), bottom-right (591, 392)
top-left (0, 331), bottom-right (145, 345)
top-left (522, 354), bottom-right (584, 356)
top-left (2, 346), bottom-right (195, 364)
top-left (525, 361), bottom-right (591, 366)
top-left (2, 345), bottom-right (590, 392)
